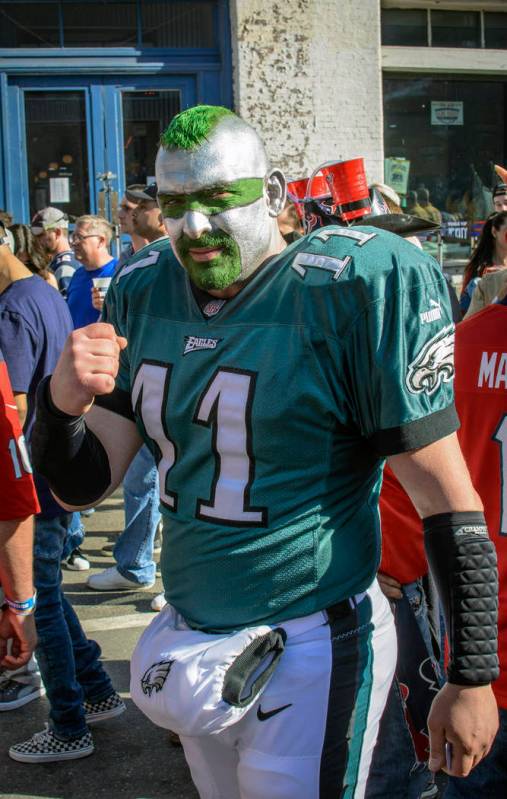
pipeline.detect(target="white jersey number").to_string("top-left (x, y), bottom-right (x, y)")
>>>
top-left (8, 434), bottom-right (33, 479)
top-left (493, 414), bottom-right (507, 536)
top-left (132, 362), bottom-right (177, 510)
top-left (132, 362), bottom-right (267, 527)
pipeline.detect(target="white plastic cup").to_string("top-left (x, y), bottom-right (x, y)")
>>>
top-left (92, 276), bottom-right (112, 299)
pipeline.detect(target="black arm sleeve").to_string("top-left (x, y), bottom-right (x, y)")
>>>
top-left (31, 376), bottom-right (112, 506)
top-left (424, 511), bottom-right (499, 686)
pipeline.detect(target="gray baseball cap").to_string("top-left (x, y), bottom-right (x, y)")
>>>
top-left (126, 183), bottom-right (158, 202)
top-left (31, 207), bottom-right (69, 235)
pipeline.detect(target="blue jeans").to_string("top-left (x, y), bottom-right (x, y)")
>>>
top-left (445, 708), bottom-right (507, 798)
top-left (114, 444), bottom-right (160, 585)
top-left (366, 678), bottom-right (431, 799)
top-left (66, 511), bottom-right (85, 552)
top-left (34, 513), bottom-right (114, 739)
top-left (366, 579), bottom-right (442, 799)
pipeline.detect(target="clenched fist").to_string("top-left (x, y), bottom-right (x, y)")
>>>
top-left (428, 682), bottom-right (499, 777)
top-left (50, 323), bottom-right (127, 416)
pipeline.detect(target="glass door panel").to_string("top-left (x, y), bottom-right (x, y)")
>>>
top-left (25, 90), bottom-right (89, 218)
top-left (383, 76), bottom-right (507, 271)
top-left (122, 90), bottom-right (181, 185)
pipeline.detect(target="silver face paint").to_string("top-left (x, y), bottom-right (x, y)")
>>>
top-left (155, 118), bottom-right (286, 293)
top-left (155, 116), bottom-right (270, 191)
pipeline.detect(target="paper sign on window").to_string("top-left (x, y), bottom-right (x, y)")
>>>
top-left (384, 157), bottom-right (410, 195)
top-left (431, 102), bottom-right (463, 126)
top-left (49, 177), bottom-right (70, 203)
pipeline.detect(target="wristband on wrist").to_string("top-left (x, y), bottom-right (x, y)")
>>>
top-left (32, 376), bottom-right (112, 506)
top-left (423, 511), bottom-right (499, 686)
top-left (3, 592), bottom-right (37, 616)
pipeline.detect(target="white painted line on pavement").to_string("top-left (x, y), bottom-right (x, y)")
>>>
top-left (82, 612), bottom-right (155, 633)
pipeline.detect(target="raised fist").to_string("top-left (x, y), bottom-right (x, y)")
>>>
top-left (50, 323), bottom-right (127, 416)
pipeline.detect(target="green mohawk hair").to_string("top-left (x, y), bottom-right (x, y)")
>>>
top-left (160, 105), bottom-right (237, 151)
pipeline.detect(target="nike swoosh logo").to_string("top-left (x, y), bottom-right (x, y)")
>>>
top-left (257, 703), bottom-right (292, 721)
top-left (5, 403), bottom-right (17, 410)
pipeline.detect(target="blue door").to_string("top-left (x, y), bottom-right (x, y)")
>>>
top-left (2, 74), bottom-right (196, 223)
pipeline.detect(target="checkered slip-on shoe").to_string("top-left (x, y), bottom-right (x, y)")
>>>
top-left (0, 678), bottom-right (46, 711)
top-left (83, 691), bottom-right (126, 724)
top-left (9, 725), bottom-right (94, 763)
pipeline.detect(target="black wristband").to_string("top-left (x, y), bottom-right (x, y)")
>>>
top-left (32, 376), bottom-right (112, 505)
top-left (423, 511), bottom-right (499, 686)
top-left (43, 376), bottom-right (82, 421)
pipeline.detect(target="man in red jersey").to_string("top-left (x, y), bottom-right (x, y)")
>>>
top-left (445, 301), bottom-right (507, 797)
top-left (0, 346), bottom-right (40, 670)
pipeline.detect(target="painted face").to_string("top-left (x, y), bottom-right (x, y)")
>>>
top-left (155, 118), bottom-right (282, 292)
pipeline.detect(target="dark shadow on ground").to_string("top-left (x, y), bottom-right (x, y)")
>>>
top-left (0, 659), bottom-right (198, 799)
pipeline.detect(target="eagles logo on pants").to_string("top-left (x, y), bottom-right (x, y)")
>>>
top-left (130, 580), bottom-right (396, 799)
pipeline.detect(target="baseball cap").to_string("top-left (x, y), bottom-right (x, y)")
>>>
top-left (493, 183), bottom-right (507, 198)
top-left (31, 207), bottom-right (69, 235)
top-left (126, 183), bottom-right (158, 202)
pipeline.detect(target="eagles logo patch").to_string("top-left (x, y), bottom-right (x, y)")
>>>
top-left (141, 659), bottom-right (174, 697)
top-left (406, 325), bottom-right (455, 395)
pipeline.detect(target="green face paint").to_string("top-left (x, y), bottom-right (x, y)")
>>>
top-left (158, 177), bottom-right (264, 219)
top-left (176, 230), bottom-right (242, 291)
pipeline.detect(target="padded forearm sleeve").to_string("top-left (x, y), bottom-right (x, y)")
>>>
top-left (31, 376), bottom-right (112, 506)
top-left (423, 511), bottom-right (499, 686)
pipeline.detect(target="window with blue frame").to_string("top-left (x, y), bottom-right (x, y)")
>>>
top-left (0, 0), bottom-right (217, 48)
top-left (25, 91), bottom-right (90, 217)
top-left (123, 90), bottom-right (181, 184)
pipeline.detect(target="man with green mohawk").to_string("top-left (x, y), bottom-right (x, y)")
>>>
top-left (32, 105), bottom-right (499, 797)
top-left (157, 104), bottom-right (286, 294)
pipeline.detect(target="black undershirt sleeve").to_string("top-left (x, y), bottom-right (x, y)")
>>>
top-left (94, 388), bottom-right (136, 421)
top-left (31, 377), bottom-right (114, 506)
top-left (371, 404), bottom-right (460, 457)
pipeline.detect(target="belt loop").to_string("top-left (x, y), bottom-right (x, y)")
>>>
top-left (326, 598), bottom-right (353, 623)
top-left (326, 592), bottom-right (366, 623)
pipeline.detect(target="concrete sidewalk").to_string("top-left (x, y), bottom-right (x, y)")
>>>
top-left (0, 493), bottom-right (198, 799)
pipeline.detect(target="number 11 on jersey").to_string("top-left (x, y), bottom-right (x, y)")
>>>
top-left (132, 361), bottom-right (267, 527)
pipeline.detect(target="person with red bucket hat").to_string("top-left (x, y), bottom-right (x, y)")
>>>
top-left (288, 157), bottom-right (439, 239)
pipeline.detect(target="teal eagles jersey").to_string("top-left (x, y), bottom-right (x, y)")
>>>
top-left (102, 226), bottom-right (458, 633)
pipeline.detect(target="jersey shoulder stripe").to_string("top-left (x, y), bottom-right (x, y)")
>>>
top-left (271, 226), bottom-right (448, 342)
top-left (289, 225), bottom-right (443, 291)
top-left (114, 238), bottom-right (175, 285)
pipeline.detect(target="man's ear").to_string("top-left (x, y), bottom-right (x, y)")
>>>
top-left (265, 169), bottom-right (287, 217)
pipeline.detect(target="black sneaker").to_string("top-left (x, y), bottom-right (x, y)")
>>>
top-left (9, 724), bottom-right (94, 763)
top-left (0, 678), bottom-right (46, 711)
top-left (83, 691), bottom-right (126, 724)
top-left (421, 783), bottom-right (439, 799)
top-left (66, 547), bottom-right (90, 571)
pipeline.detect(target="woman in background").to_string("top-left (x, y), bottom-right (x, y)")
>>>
top-left (9, 224), bottom-right (58, 289)
top-left (460, 211), bottom-right (507, 315)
